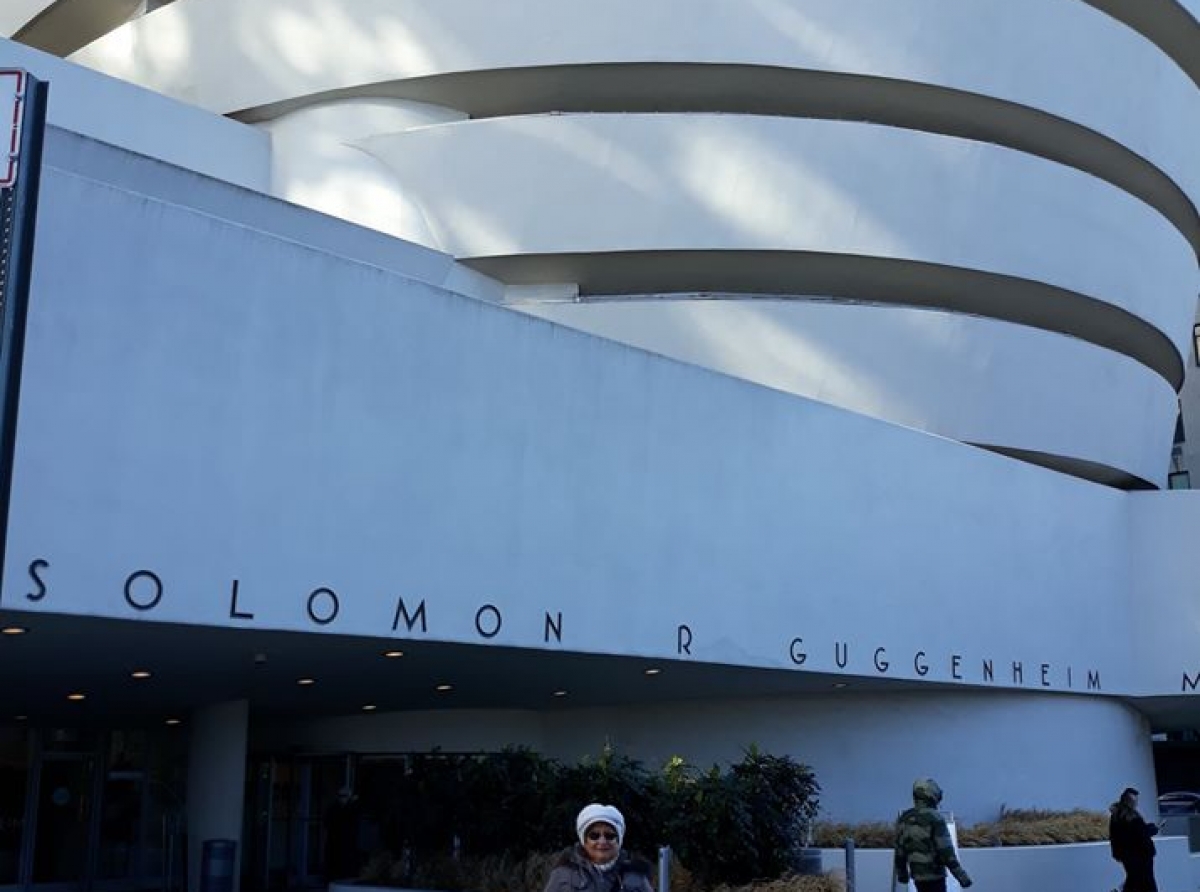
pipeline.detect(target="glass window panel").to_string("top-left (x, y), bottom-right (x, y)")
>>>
top-left (0, 727), bottom-right (29, 885)
top-left (32, 757), bottom-right (94, 884)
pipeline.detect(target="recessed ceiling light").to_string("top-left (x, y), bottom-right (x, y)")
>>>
top-left (553, 690), bottom-right (568, 697)
top-left (644, 668), bottom-right (663, 676)
top-left (296, 678), bottom-right (316, 686)
top-left (67, 693), bottom-right (86, 701)
top-left (164, 718), bottom-right (181, 726)
top-left (131, 670), bottom-right (152, 679)
top-left (832, 682), bottom-right (849, 689)
top-left (382, 650), bottom-right (404, 658)
top-left (435, 683), bottom-right (453, 692)
top-left (361, 704), bottom-right (377, 712)
top-left (1, 626), bottom-right (27, 635)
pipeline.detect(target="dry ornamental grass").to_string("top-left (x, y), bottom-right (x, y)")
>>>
top-left (811, 822), bottom-right (895, 849)
top-left (956, 808), bottom-right (1108, 847)
top-left (812, 808), bottom-right (1109, 849)
top-left (708, 874), bottom-right (846, 892)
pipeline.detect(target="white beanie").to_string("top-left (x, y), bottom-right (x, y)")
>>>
top-left (576, 803), bottom-right (626, 846)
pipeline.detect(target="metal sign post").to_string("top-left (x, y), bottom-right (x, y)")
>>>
top-left (0, 69), bottom-right (48, 593)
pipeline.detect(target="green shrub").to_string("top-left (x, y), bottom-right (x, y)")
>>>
top-left (458, 747), bottom-right (564, 857)
top-left (654, 747), bottom-right (820, 886)
top-left (548, 747), bottom-right (664, 852)
top-left (354, 744), bottom-right (820, 889)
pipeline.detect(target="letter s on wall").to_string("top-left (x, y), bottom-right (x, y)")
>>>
top-left (26, 558), bottom-right (49, 601)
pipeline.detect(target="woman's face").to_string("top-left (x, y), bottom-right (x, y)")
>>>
top-left (582, 821), bottom-right (620, 864)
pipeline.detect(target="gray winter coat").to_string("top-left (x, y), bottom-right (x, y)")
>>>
top-left (542, 846), bottom-right (653, 892)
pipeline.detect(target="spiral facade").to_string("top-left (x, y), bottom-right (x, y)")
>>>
top-left (62, 0), bottom-right (1200, 487)
top-left (5, 4), bottom-right (1200, 884)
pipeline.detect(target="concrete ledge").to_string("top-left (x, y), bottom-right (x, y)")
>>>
top-left (820, 836), bottom-right (1193, 892)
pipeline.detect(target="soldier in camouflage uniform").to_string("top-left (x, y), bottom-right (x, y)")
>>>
top-left (894, 778), bottom-right (973, 891)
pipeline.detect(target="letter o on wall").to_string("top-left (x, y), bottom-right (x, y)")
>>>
top-left (124, 570), bottom-right (164, 612)
top-left (475, 604), bottom-right (502, 639)
top-left (307, 587), bottom-right (340, 625)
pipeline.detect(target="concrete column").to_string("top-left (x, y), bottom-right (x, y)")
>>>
top-left (187, 699), bottom-right (249, 892)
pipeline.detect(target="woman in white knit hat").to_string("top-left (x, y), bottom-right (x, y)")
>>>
top-left (542, 803), bottom-right (654, 892)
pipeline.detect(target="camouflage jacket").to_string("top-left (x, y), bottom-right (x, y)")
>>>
top-left (893, 804), bottom-right (972, 886)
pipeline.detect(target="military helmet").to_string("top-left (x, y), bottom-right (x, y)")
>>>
top-left (912, 777), bottom-right (944, 806)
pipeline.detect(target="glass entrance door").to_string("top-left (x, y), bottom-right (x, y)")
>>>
top-left (0, 728), bottom-right (30, 890)
top-left (0, 726), bottom-right (184, 892)
top-left (30, 755), bottom-right (95, 892)
top-left (29, 758), bottom-right (94, 888)
top-left (245, 754), bottom-right (355, 892)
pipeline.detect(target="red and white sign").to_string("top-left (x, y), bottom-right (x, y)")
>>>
top-left (0, 69), bottom-right (27, 189)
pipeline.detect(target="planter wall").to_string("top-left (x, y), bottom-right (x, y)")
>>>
top-left (819, 835), bottom-right (1192, 892)
top-left (334, 839), bottom-right (1194, 892)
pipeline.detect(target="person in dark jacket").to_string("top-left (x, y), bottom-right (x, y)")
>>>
top-left (1109, 787), bottom-right (1159, 892)
top-left (542, 803), bottom-right (653, 892)
top-left (894, 778), bottom-right (972, 891)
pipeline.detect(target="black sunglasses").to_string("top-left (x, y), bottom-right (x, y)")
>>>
top-left (586, 830), bottom-right (619, 842)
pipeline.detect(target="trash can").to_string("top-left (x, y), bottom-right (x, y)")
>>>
top-left (200, 839), bottom-right (237, 892)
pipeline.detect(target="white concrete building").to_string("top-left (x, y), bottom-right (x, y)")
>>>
top-left (0, 1), bottom-right (1199, 890)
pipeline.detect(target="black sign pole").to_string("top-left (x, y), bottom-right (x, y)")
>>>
top-left (0, 73), bottom-right (49, 602)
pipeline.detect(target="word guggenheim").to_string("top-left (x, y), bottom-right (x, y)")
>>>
top-left (22, 558), bottom-right (1103, 691)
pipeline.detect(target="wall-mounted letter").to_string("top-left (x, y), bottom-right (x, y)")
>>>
top-left (874, 647), bottom-right (889, 673)
top-left (306, 587), bottom-right (339, 626)
top-left (835, 641), bottom-right (849, 669)
top-left (392, 597), bottom-right (427, 633)
top-left (124, 570), bottom-right (163, 612)
top-left (677, 624), bottom-right (692, 656)
top-left (789, 638), bottom-right (807, 665)
top-left (475, 604), bottom-right (502, 639)
top-left (26, 559), bottom-right (48, 601)
top-left (229, 579), bottom-right (255, 620)
top-left (913, 651), bottom-right (928, 676)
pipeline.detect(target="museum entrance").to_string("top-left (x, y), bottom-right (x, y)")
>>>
top-left (0, 726), bottom-right (186, 892)
top-left (244, 754), bottom-right (353, 892)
